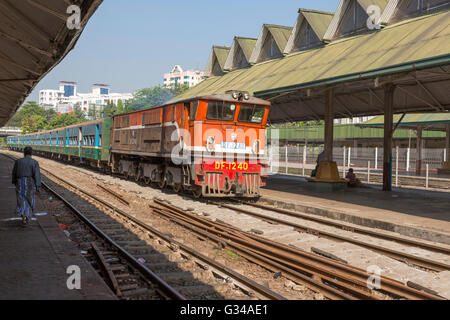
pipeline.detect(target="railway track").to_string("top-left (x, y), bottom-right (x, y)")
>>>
top-left (147, 199), bottom-right (445, 300)
top-left (3, 151), bottom-right (448, 299)
top-left (215, 200), bottom-right (450, 272)
top-left (1, 154), bottom-right (285, 301)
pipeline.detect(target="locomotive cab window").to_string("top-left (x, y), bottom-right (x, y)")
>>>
top-left (206, 101), bottom-right (236, 121)
top-left (190, 101), bottom-right (199, 120)
top-left (238, 105), bottom-right (266, 123)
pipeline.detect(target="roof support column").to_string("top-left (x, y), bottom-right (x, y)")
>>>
top-left (383, 84), bottom-right (395, 191)
top-left (306, 87), bottom-right (343, 183)
top-left (446, 124), bottom-right (450, 162)
top-left (324, 88), bottom-right (334, 162)
top-left (438, 125), bottom-right (450, 174)
top-left (416, 126), bottom-right (423, 176)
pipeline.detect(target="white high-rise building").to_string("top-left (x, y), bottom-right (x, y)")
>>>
top-left (39, 81), bottom-right (133, 114)
top-left (163, 65), bottom-right (205, 88)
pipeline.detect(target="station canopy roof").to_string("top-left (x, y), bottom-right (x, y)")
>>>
top-left (0, 0), bottom-right (103, 127)
top-left (171, 8), bottom-right (450, 124)
top-left (357, 113), bottom-right (450, 131)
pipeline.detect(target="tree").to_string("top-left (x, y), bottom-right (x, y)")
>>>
top-left (88, 104), bottom-right (101, 120)
top-left (172, 83), bottom-right (190, 96)
top-left (73, 103), bottom-right (86, 121)
top-left (46, 113), bottom-right (85, 129)
top-left (7, 101), bottom-right (44, 127)
top-left (125, 84), bottom-right (191, 112)
top-left (116, 99), bottom-right (123, 113)
top-left (102, 100), bottom-right (116, 118)
top-left (22, 115), bottom-right (47, 133)
top-left (43, 108), bottom-right (57, 122)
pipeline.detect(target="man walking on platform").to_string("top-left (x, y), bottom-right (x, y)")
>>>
top-left (12, 147), bottom-right (41, 226)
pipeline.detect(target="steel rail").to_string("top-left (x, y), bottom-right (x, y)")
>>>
top-left (42, 181), bottom-right (187, 300)
top-left (235, 200), bottom-right (450, 256)
top-left (36, 166), bottom-right (285, 301)
top-left (150, 203), bottom-right (383, 300)
top-left (214, 202), bottom-right (450, 272)
top-left (97, 183), bottom-right (130, 206)
top-left (148, 204), bottom-right (359, 300)
top-left (152, 200), bottom-right (446, 301)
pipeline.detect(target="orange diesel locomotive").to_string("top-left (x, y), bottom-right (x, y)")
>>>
top-left (110, 91), bottom-right (270, 197)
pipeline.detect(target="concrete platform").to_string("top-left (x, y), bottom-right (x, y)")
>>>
top-left (0, 155), bottom-right (115, 300)
top-left (261, 174), bottom-right (450, 245)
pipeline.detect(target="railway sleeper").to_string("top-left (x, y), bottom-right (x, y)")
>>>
top-left (157, 271), bottom-right (214, 284)
top-left (109, 234), bottom-right (141, 242)
top-left (144, 261), bottom-right (196, 273)
top-left (137, 253), bottom-right (183, 264)
top-left (174, 284), bottom-right (234, 298)
top-left (116, 240), bottom-right (149, 247)
top-left (123, 246), bottom-right (157, 255)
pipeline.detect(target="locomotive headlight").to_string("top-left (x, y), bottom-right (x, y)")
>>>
top-left (231, 92), bottom-right (239, 100)
top-left (243, 92), bottom-right (250, 100)
top-left (206, 136), bottom-right (216, 153)
top-left (252, 140), bottom-right (260, 154)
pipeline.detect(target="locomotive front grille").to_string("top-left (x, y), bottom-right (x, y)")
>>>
top-left (243, 173), bottom-right (261, 196)
top-left (203, 172), bottom-right (261, 197)
top-left (204, 172), bottom-right (224, 196)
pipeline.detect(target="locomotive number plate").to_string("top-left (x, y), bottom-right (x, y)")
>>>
top-left (221, 142), bottom-right (246, 150)
top-left (214, 162), bottom-right (249, 171)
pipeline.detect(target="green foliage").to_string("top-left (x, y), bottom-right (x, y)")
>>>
top-left (22, 115), bottom-right (47, 134)
top-left (125, 84), bottom-right (191, 112)
top-left (102, 100), bottom-right (117, 118)
top-left (8, 100), bottom-right (87, 133)
top-left (46, 113), bottom-right (86, 129)
top-left (172, 83), bottom-right (190, 96)
top-left (0, 137), bottom-right (6, 147)
top-left (116, 99), bottom-right (124, 113)
top-left (7, 101), bottom-right (44, 127)
top-left (88, 104), bottom-right (101, 120)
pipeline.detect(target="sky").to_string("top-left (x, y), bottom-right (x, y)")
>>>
top-left (27, 0), bottom-right (339, 102)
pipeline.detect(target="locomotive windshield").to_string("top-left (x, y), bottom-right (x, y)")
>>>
top-left (206, 101), bottom-right (236, 121)
top-left (238, 104), bottom-right (266, 123)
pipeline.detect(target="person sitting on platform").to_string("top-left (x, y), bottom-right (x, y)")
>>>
top-left (12, 147), bottom-right (41, 226)
top-left (346, 168), bottom-right (360, 187)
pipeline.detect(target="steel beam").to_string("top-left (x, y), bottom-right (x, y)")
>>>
top-left (446, 124), bottom-right (450, 161)
top-left (416, 126), bottom-right (424, 176)
top-left (324, 88), bottom-right (334, 162)
top-left (383, 84), bottom-right (395, 191)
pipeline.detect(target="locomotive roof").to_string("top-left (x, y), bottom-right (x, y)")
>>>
top-left (114, 94), bottom-right (270, 118)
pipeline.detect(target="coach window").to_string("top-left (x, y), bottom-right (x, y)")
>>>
top-left (206, 101), bottom-right (236, 122)
top-left (238, 105), bottom-right (266, 123)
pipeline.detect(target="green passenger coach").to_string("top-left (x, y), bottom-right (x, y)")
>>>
top-left (6, 118), bottom-right (111, 169)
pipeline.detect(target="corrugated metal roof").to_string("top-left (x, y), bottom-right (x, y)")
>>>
top-left (265, 24), bottom-right (293, 52)
top-left (301, 9), bottom-right (334, 40)
top-left (206, 45), bottom-right (231, 76)
top-left (358, 0), bottom-right (390, 11)
top-left (0, 0), bottom-right (103, 126)
top-left (213, 46), bottom-right (231, 69)
top-left (236, 37), bottom-right (257, 61)
top-left (172, 10), bottom-right (450, 104)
